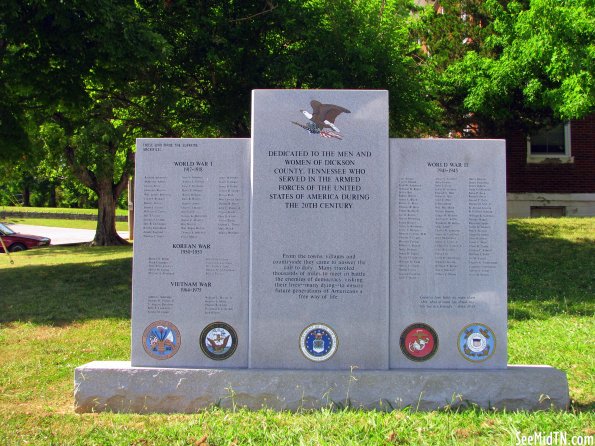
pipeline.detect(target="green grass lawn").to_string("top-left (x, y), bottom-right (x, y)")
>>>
top-left (1, 205), bottom-right (129, 231)
top-left (1, 205), bottom-right (128, 216)
top-left (3, 217), bottom-right (129, 232)
top-left (0, 218), bottom-right (593, 445)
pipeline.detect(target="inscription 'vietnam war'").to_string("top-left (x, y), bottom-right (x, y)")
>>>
top-left (170, 281), bottom-right (212, 287)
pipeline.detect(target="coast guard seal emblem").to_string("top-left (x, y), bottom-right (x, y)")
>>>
top-left (458, 323), bottom-right (496, 362)
top-left (299, 323), bottom-right (338, 362)
top-left (142, 320), bottom-right (181, 360)
top-left (400, 323), bottom-right (438, 362)
top-left (200, 322), bottom-right (238, 360)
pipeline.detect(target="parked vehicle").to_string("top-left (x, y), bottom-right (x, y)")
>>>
top-left (0, 223), bottom-right (51, 252)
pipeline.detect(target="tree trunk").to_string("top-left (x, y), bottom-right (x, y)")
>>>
top-left (49, 185), bottom-right (56, 207)
top-left (128, 177), bottom-right (134, 241)
top-left (22, 185), bottom-right (30, 206)
top-left (92, 180), bottom-right (128, 246)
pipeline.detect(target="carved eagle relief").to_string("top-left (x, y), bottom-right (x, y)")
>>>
top-left (292, 100), bottom-right (351, 139)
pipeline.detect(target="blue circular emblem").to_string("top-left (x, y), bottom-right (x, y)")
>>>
top-left (458, 323), bottom-right (496, 362)
top-left (142, 320), bottom-right (181, 360)
top-left (300, 323), bottom-right (338, 362)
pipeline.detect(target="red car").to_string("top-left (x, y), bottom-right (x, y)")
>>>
top-left (0, 223), bottom-right (51, 252)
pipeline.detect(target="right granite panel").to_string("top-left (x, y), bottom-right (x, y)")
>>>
top-left (389, 139), bottom-right (508, 369)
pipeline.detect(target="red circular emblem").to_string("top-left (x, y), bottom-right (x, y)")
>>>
top-left (399, 323), bottom-right (438, 362)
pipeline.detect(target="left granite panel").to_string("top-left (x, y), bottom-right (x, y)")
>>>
top-left (131, 138), bottom-right (250, 368)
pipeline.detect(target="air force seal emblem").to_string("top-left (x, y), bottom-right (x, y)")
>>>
top-left (142, 320), bottom-right (181, 360)
top-left (458, 323), bottom-right (496, 362)
top-left (299, 323), bottom-right (338, 362)
top-left (200, 322), bottom-right (238, 361)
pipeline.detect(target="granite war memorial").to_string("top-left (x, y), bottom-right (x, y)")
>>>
top-left (75, 90), bottom-right (569, 412)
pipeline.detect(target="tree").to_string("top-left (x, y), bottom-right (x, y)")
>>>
top-left (415, 0), bottom-right (595, 136)
top-left (1, 0), bottom-right (167, 244)
top-left (137, 0), bottom-right (438, 137)
top-left (2, 0), bottom-right (438, 245)
top-left (411, 0), bottom-right (497, 134)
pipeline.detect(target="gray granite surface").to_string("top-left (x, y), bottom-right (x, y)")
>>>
top-left (75, 361), bottom-right (569, 412)
top-left (249, 90), bottom-right (389, 370)
top-left (132, 138), bottom-right (250, 368)
top-left (389, 139), bottom-right (508, 369)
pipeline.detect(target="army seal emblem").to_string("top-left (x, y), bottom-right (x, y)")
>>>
top-left (142, 320), bottom-right (181, 360)
top-left (458, 323), bottom-right (496, 362)
top-left (400, 323), bottom-right (438, 362)
top-left (299, 323), bottom-right (338, 362)
top-left (200, 322), bottom-right (238, 360)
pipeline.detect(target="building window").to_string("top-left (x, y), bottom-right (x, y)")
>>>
top-left (530, 206), bottom-right (566, 218)
top-left (527, 122), bottom-right (573, 163)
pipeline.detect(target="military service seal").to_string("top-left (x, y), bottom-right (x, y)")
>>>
top-left (200, 322), bottom-right (238, 360)
top-left (400, 323), bottom-right (438, 362)
top-left (142, 320), bottom-right (181, 360)
top-left (299, 323), bottom-right (338, 362)
top-left (458, 323), bottom-right (496, 362)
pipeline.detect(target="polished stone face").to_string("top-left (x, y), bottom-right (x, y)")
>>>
top-left (131, 138), bottom-right (250, 368)
top-left (389, 139), bottom-right (508, 369)
top-left (249, 90), bottom-right (390, 370)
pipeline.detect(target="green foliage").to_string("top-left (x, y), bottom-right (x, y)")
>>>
top-left (1, 0), bottom-right (439, 243)
top-left (411, 0), bottom-right (499, 134)
top-left (0, 0), bottom-right (168, 243)
top-left (434, 0), bottom-right (595, 134)
top-left (5, 1), bottom-right (592, 235)
top-left (133, 0), bottom-right (436, 137)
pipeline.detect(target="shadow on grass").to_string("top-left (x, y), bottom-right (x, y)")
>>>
top-left (507, 221), bottom-right (595, 321)
top-left (1, 222), bottom-right (593, 324)
top-left (0, 255), bottom-right (131, 324)
top-left (571, 401), bottom-right (595, 413)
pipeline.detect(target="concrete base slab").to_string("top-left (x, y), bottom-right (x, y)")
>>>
top-left (74, 361), bottom-right (569, 413)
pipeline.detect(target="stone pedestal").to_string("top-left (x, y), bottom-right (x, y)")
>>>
top-left (74, 361), bottom-right (569, 413)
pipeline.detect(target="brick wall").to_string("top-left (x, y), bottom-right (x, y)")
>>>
top-left (506, 114), bottom-right (595, 193)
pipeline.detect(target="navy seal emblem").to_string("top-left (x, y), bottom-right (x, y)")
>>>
top-left (458, 323), bottom-right (496, 362)
top-left (400, 323), bottom-right (438, 362)
top-left (200, 322), bottom-right (238, 360)
top-left (299, 323), bottom-right (338, 362)
top-left (142, 320), bottom-right (181, 360)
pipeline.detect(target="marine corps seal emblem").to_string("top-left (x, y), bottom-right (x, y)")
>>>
top-left (400, 323), bottom-right (438, 362)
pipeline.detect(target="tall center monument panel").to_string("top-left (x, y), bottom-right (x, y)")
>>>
top-left (249, 90), bottom-right (389, 370)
